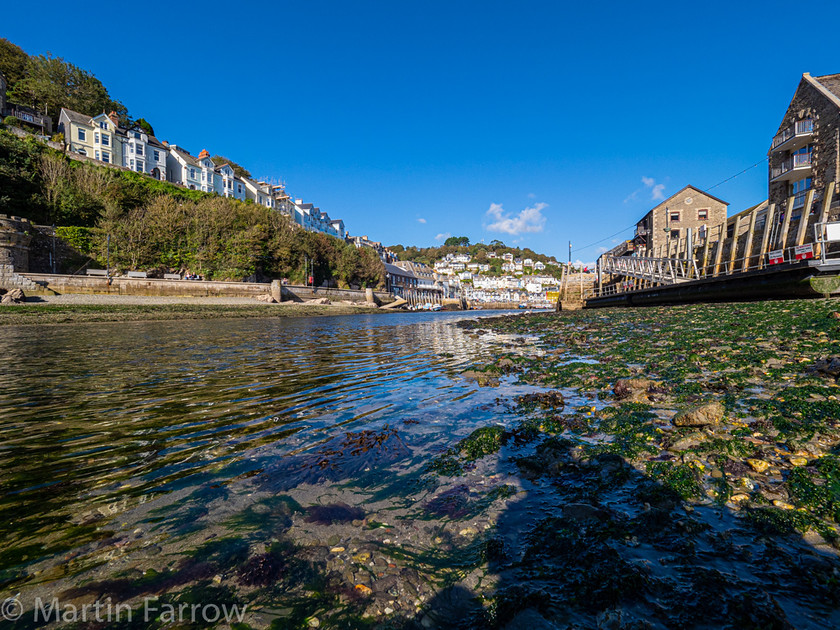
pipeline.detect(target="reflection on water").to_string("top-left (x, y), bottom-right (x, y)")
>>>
top-left (0, 311), bottom-right (531, 613)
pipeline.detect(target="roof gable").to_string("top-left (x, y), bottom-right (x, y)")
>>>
top-left (648, 185), bottom-right (728, 214)
top-left (805, 73), bottom-right (840, 109)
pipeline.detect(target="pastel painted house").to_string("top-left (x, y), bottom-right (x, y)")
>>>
top-left (165, 145), bottom-right (205, 190)
top-left (58, 109), bottom-right (124, 166)
top-left (122, 125), bottom-right (167, 179)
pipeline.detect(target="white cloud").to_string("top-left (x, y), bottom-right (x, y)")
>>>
top-left (527, 192), bottom-right (536, 199)
top-left (596, 246), bottom-right (609, 254)
top-left (485, 202), bottom-right (547, 235)
top-left (434, 232), bottom-right (451, 241)
top-left (626, 176), bottom-right (667, 203)
top-left (642, 176), bottom-right (666, 201)
top-left (417, 218), bottom-right (426, 224)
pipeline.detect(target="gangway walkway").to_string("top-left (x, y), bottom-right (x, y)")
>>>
top-left (599, 255), bottom-right (699, 285)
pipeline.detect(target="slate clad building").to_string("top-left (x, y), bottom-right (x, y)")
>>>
top-left (768, 73), bottom-right (840, 220)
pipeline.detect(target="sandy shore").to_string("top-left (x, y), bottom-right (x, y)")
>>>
top-left (0, 294), bottom-right (386, 325)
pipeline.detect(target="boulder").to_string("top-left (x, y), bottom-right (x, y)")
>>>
top-left (309, 297), bottom-right (331, 305)
top-left (255, 294), bottom-right (277, 303)
top-left (1, 288), bottom-right (25, 304)
top-left (672, 401), bottom-right (725, 427)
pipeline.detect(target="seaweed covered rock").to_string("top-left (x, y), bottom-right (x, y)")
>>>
top-left (672, 401), bottom-right (725, 427)
top-left (613, 378), bottom-right (661, 402)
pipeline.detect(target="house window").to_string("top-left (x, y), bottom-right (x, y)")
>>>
top-left (670, 211), bottom-right (680, 222)
top-left (153, 150), bottom-right (160, 161)
top-left (78, 128), bottom-right (86, 141)
top-left (94, 132), bottom-right (99, 143)
top-left (135, 144), bottom-right (142, 155)
top-left (670, 228), bottom-right (680, 238)
top-left (95, 150), bottom-right (99, 160)
top-left (130, 159), bottom-right (134, 168)
top-left (99, 121), bottom-right (108, 129)
top-left (134, 132), bottom-right (141, 139)
top-left (136, 163), bottom-right (143, 173)
top-left (101, 152), bottom-right (110, 163)
top-left (101, 134), bottom-right (109, 146)
top-left (190, 168), bottom-right (196, 179)
top-left (698, 209), bottom-right (708, 220)
top-left (78, 148), bottom-right (86, 156)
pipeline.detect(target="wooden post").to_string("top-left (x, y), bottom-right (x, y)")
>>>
top-left (757, 203), bottom-right (776, 270)
top-left (701, 226), bottom-right (712, 277)
top-left (777, 195), bottom-right (795, 255)
top-left (815, 181), bottom-right (836, 258)
top-left (728, 215), bottom-right (743, 274)
top-left (712, 224), bottom-right (726, 277)
top-left (742, 206), bottom-right (759, 272)
top-left (795, 189), bottom-right (816, 247)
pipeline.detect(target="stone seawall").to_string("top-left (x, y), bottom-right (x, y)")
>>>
top-left (277, 284), bottom-right (395, 305)
top-left (22, 274), bottom-right (271, 298)
top-left (20, 274), bottom-right (397, 303)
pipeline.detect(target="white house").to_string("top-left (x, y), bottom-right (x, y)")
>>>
top-left (534, 261), bottom-right (546, 271)
top-left (122, 125), bottom-right (167, 180)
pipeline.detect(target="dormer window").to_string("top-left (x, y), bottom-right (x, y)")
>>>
top-left (99, 121), bottom-right (108, 129)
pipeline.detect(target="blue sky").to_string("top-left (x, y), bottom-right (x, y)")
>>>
top-left (5, 1), bottom-right (840, 262)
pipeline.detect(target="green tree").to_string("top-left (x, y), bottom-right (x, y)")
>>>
top-left (444, 235), bottom-right (470, 247)
top-left (9, 53), bottom-right (128, 120)
top-left (0, 38), bottom-right (28, 89)
top-left (135, 118), bottom-right (155, 136)
top-left (211, 155), bottom-right (251, 179)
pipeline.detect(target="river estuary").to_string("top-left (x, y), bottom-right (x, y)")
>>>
top-left (3, 304), bottom-right (840, 629)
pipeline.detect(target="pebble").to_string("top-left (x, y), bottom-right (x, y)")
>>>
top-left (746, 459), bottom-right (770, 473)
top-left (308, 617), bottom-right (320, 628)
top-left (384, 607), bottom-right (394, 614)
top-left (789, 457), bottom-right (809, 467)
top-left (330, 547), bottom-right (345, 553)
top-left (355, 584), bottom-right (373, 596)
top-left (353, 552), bottom-right (371, 563)
top-left (773, 500), bottom-right (795, 510)
top-left (729, 494), bottom-right (750, 503)
top-left (459, 527), bottom-right (478, 537)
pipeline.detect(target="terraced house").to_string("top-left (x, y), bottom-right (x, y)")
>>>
top-left (59, 109), bottom-right (124, 166)
top-left (768, 72), bottom-right (840, 221)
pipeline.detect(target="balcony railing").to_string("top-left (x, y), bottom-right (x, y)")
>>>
top-left (771, 152), bottom-right (813, 179)
top-left (771, 118), bottom-right (814, 149)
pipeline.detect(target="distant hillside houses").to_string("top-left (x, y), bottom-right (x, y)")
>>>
top-left (57, 107), bottom-right (348, 241)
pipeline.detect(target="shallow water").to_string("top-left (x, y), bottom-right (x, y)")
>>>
top-left (0, 311), bottom-right (544, 625)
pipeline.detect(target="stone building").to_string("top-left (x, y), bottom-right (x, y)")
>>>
top-left (632, 185), bottom-right (728, 255)
top-left (768, 73), bottom-right (840, 220)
